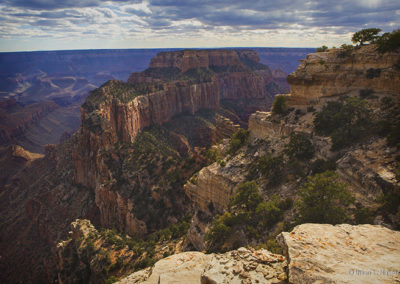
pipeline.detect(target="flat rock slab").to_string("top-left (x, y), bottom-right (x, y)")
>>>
top-left (117, 248), bottom-right (287, 284)
top-left (278, 223), bottom-right (400, 284)
top-left (201, 247), bottom-right (287, 284)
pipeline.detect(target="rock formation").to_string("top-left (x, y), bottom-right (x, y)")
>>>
top-left (72, 49), bottom-right (282, 237)
top-left (2, 44), bottom-right (400, 284)
top-left (286, 44), bottom-right (400, 103)
top-left (116, 223), bottom-right (400, 284)
top-left (184, 44), bottom-right (400, 251)
top-left (117, 247), bottom-right (287, 284)
top-left (278, 223), bottom-right (400, 284)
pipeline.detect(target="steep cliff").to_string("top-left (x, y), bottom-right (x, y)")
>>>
top-left (72, 49), bottom-right (282, 238)
top-left (286, 44), bottom-right (400, 102)
top-left (184, 44), bottom-right (400, 251)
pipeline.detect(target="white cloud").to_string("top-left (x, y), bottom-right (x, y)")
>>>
top-left (0, 0), bottom-right (399, 51)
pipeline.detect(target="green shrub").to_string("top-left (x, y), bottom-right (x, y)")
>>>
top-left (256, 199), bottom-right (281, 227)
top-left (206, 148), bottom-right (222, 163)
top-left (376, 29), bottom-right (400, 53)
top-left (310, 159), bottom-right (336, 174)
top-left (354, 205), bottom-right (374, 224)
top-left (256, 154), bottom-right (285, 186)
top-left (134, 256), bottom-right (155, 270)
top-left (316, 45), bottom-right (328, 52)
top-left (228, 129), bottom-right (249, 154)
top-left (105, 276), bottom-right (118, 284)
top-left (297, 171), bottom-right (355, 224)
top-left (265, 237), bottom-right (283, 254)
top-left (314, 97), bottom-right (373, 150)
top-left (229, 181), bottom-right (262, 212)
top-left (271, 95), bottom-right (287, 115)
top-left (285, 132), bottom-right (314, 160)
top-left (378, 192), bottom-right (400, 215)
top-left (205, 213), bottom-right (233, 243)
top-left (206, 182), bottom-right (288, 252)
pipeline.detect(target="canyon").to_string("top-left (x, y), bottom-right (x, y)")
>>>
top-left (0, 48), bottom-right (309, 153)
top-left (0, 49), bottom-right (285, 283)
top-left (1, 44), bottom-right (399, 284)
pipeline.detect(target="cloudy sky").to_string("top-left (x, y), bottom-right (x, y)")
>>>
top-left (0, 0), bottom-right (399, 51)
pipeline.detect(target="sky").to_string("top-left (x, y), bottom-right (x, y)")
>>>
top-left (0, 0), bottom-right (399, 52)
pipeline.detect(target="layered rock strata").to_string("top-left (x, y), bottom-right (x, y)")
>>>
top-left (73, 49), bottom-right (281, 235)
top-left (286, 44), bottom-right (400, 104)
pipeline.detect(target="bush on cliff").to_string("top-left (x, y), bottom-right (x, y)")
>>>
top-left (314, 97), bottom-right (373, 150)
top-left (297, 171), bottom-right (354, 224)
top-left (206, 181), bottom-right (289, 252)
top-left (257, 154), bottom-right (285, 186)
top-left (376, 29), bottom-right (400, 53)
top-left (316, 45), bottom-right (328, 52)
top-left (285, 132), bottom-right (315, 161)
top-left (271, 95), bottom-right (287, 115)
top-left (228, 128), bottom-right (249, 154)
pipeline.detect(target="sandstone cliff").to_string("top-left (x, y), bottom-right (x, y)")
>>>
top-left (72, 49), bottom-right (283, 238)
top-left (286, 44), bottom-right (400, 103)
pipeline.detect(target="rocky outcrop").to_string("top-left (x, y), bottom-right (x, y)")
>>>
top-left (286, 45), bottom-right (400, 103)
top-left (128, 49), bottom-right (280, 122)
top-left (278, 223), bottom-right (400, 284)
top-left (201, 248), bottom-right (287, 284)
top-left (120, 223), bottom-right (400, 284)
top-left (73, 49), bottom-right (283, 236)
top-left (0, 137), bottom-right (99, 284)
top-left (143, 49), bottom-right (242, 74)
top-left (117, 247), bottom-right (287, 284)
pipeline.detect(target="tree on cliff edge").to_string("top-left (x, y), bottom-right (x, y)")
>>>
top-left (352, 28), bottom-right (381, 45)
top-left (297, 171), bottom-right (354, 224)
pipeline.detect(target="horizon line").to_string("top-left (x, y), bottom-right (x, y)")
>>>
top-left (0, 46), bottom-right (317, 54)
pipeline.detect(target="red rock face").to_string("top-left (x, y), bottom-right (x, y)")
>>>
top-left (148, 50), bottom-right (243, 73)
top-left (73, 49), bottom-right (283, 236)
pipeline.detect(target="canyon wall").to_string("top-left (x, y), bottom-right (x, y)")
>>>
top-left (184, 44), bottom-right (400, 250)
top-left (0, 98), bottom-right (58, 145)
top-left (287, 44), bottom-right (400, 103)
top-left (73, 49), bottom-right (281, 235)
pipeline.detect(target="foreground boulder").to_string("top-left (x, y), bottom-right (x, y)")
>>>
top-left (117, 247), bottom-right (287, 284)
top-left (278, 223), bottom-right (400, 284)
top-left (118, 224), bottom-right (400, 283)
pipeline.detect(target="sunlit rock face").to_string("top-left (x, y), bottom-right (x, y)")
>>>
top-left (287, 44), bottom-right (400, 102)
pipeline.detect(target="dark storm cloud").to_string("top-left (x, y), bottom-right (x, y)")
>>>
top-left (2, 0), bottom-right (137, 10)
top-left (1, 0), bottom-right (399, 43)
top-left (142, 0), bottom-right (399, 32)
